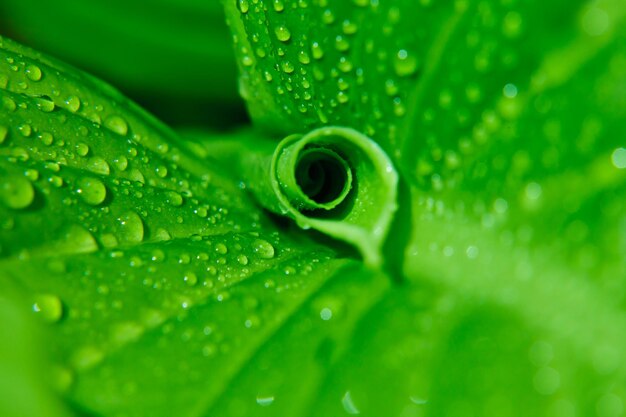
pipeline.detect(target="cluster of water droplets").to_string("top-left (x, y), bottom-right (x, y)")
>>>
top-left (230, 0), bottom-right (424, 144)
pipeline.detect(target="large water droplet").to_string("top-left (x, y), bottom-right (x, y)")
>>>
top-left (0, 176), bottom-right (34, 209)
top-left (86, 157), bottom-right (111, 176)
top-left (394, 49), bottom-right (419, 77)
top-left (184, 271), bottom-right (198, 286)
top-left (215, 243), bottom-right (228, 255)
top-left (76, 177), bottom-right (107, 205)
top-left (58, 225), bottom-right (99, 254)
top-left (104, 116), bottom-right (129, 136)
top-left (35, 96), bottom-right (55, 112)
top-left (237, 0), bottom-right (249, 13)
top-left (32, 294), bottom-right (64, 323)
top-left (116, 211), bottom-right (144, 244)
top-left (275, 26), bottom-right (291, 42)
top-left (253, 239), bottom-right (275, 259)
top-left (65, 96), bottom-right (81, 113)
top-left (25, 64), bottom-right (42, 81)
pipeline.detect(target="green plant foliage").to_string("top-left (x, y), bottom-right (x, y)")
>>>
top-left (1, 0), bottom-right (625, 416)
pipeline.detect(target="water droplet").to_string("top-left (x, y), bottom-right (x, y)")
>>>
top-left (57, 225), bottom-right (98, 254)
top-left (281, 60), bottom-right (295, 73)
top-left (35, 96), bottom-right (55, 112)
top-left (335, 35), bottom-right (350, 51)
top-left (394, 49), bottom-right (419, 77)
top-left (184, 272), bottom-right (198, 286)
top-left (75, 142), bottom-right (89, 157)
top-left (342, 20), bottom-right (358, 34)
top-left (25, 64), bottom-right (42, 81)
top-left (32, 294), bottom-right (63, 323)
top-left (237, 254), bottom-right (249, 266)
top-left (24, 169), bottom-right (39, 181)
top-left (154, 228), bottom-right (171, 241)
top-left (86, 157), bottom-right (110, 175)
top-left (311, 42), bottom-right (324, 59)
top-left (298, 51), bottom-right (311, 64)
top-left (104, 115), bottom-right (128, 136)
top-left (0, 177), bottom-right (34, 209)
top-left (76, 177), bottom-right (107, 206)
top-left (2, 97), bottom-right (16, 112)
top-left (215, 243), bottom-right (228, 255)
top-left (237, 0), bottom-right (249, 13)
top-left (155, 165), bottom-right (168, 178)
top-left (322, 9), bottom-right (335, 24)
top-left (17, 124), bottom-right (32, 137)
top-left (274, 26), bottom-right (291, 42)
top-left (112, 155), bottom-right (128, 171)
top-left (65, 96), bottom-right (81, 113)
top-left (273, 0), bottom-right (284, 12)
top-left (338, 57), bottom-right (353, 72)
top-left (164, 191), bottom-right (183, 206)
top-left (253, 239), bottom-right (275, 259)
top-left (116, 211), bottom-right (144, 244)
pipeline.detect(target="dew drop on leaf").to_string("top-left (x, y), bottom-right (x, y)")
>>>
top-left (17, 123), bottom-right (32, 137)
top-left (0, 176), bottom-right (34, 209)
top-left (65, 96), bottom-right (81, 113)
top-left (252, 239), bottom-right (275, 259)
top-left (273, 0), bottom-right (284, 12)
top-left (184, 272), bottom-right (198, 286)
top-left (215, 242), bottom-right (228, 255)
top-left (85, 156), bottom-right (111, 176)
top-left (116, 211), bottom-right (144, 244)
top-left (32, 293), bottom-right (64, 323)
top-left (76, 176), bottom-right (107, 206)
top-left (104, 115), bottom-right (129, 136)
top-left (34, 96), bottom-right (55, 112)
top-left (112, 155), bottom-right (128, 171)
top-left (237, 0), bottom-right (249, 14)
top-left (274, 26), bottom-right (291, 42)
top-left (311, 42), bottom-right (324, 59)
top-left (165, 191), bottom-right (183, 206)
top-left (237, 254), bottom-right (249, 266)
top-left (75, 142), bottom-right (89, 157)
top-left (25, 64), bottom-right (42, 81)
top-left (394, 49), bottom-right (419, 77)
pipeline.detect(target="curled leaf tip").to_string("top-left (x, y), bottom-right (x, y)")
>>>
top-left (270, 126), bottom-right (398, 267)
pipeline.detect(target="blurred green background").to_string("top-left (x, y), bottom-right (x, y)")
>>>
top-left (0, 0), bottom-right (248, 127)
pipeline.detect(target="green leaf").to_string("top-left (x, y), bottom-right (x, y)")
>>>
top-left (223, 0), bottom-right (626, 412)
top-left (191, 126), bottom-right (398, 267)
top-left (2, 0), bottom-right (626, 415)
top-left (0, 35), bottom-right (438, 417)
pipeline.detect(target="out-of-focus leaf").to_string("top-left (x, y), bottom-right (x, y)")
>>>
top-left (0, 0), bottom-right (244, 125)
